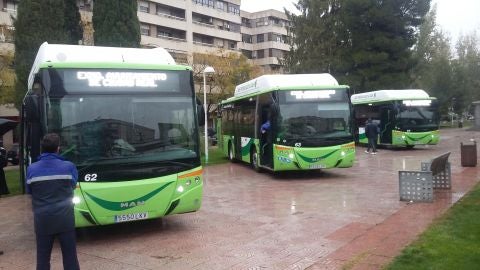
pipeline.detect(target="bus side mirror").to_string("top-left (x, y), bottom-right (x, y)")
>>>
top-left (24, 95), bottom-right (40, 123)
top-left (196, 98), bottom-right (205, 126)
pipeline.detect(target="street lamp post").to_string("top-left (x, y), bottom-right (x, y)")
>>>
top-left (451, 97), bottom-right (456, 127)
top-left (203, 66), bottom-right (215, 163)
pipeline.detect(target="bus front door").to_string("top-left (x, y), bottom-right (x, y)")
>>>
top-left (259, 106), bottom-right (273, 168)
top-left (380, 107), bottom-right (393, 144)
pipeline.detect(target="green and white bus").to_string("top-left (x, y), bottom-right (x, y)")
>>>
top-left (21, 43), bottom-right (203, 227)
top-left (351, 90), bottom-right (440, 148)
top-left (218, 74), bottom-right (355, 172)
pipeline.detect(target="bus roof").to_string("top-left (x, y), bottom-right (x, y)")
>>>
top-left (233, 73), bottom-right (340, 98)
top-left (27, 42), bottom-right (180, 90)
top-left (351, 89), bottom-right (435, 104)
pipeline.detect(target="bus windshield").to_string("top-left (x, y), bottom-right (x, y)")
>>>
top-left (47, 95), bottom-right (199, 182)
top-left (397, 100), bottom-right (439, 132)
top-left (277, 89), bottom-right (352, 147)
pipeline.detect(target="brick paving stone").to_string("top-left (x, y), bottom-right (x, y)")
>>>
top-left (1, 129), bottom-right (479, 269)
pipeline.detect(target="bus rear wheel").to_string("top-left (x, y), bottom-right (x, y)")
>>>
top-left (406, 145), bottom-right (415, 149)
top-left (251, 148), bottom-right (261, 172)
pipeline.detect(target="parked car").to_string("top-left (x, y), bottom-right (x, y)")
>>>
top-left (6, 143), bottom-right (19, 165)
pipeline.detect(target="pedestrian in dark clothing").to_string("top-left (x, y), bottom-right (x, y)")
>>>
top-left (26, 133), bottom-right (80, 270)
top-left (0, 147), bottom-right (9, 196)
top-left (365, 119), bottom-right (379, 155)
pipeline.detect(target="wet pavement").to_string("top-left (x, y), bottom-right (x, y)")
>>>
top-left (1, 128), bottom-right (479, 270)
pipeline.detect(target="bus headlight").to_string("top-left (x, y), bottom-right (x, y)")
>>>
top-left (72, 196), bottom-right (81, 205)
top-left (431, 135), bottom-right (435, 138)
top-left (289, 153), bottom-right (294, 159)
top-left (177, 186), bottom-right (184, 193)
top-left (402, 135), bottom-right (406, 139)
top-left (341, 151), bottom-right (346, 157)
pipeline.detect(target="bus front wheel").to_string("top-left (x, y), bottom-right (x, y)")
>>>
top-left (251, 148), bottom-right (261, 172)
top-left (406, 145), bottom-right (415, 149)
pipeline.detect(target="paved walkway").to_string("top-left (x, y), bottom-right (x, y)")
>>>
top-left (0, 128), bottom-right (479, 270)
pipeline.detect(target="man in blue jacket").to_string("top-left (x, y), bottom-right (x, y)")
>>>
top-left (26, 133), bottom-right (80, 270)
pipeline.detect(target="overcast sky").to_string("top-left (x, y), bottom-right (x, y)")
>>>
top-left (241, 0), bottom-right (480, 44)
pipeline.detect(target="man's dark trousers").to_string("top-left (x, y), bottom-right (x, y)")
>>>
top-left (36, 230), bottom-right (79, 270)
top-left (367, 137), bottom-right (377, 152)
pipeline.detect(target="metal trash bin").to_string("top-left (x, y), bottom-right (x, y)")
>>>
top-left (461, 141), bottom-right (477, 167)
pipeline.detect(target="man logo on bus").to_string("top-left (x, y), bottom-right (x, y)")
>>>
top-left (120, 200), bottom-right (145, 208)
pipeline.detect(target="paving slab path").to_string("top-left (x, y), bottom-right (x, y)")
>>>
top-left (0, 128), bottom-right (479, 270)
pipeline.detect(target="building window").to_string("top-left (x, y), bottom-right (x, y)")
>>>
top-left (256, 17), bottom-right (268, 27)
top-left (140, 24), bottom-right (150, 36)
top-left (242, 34), bottom-right (252, 44)
top-left (242, 17), bottom-right (252, 28)
top-left (78, 0), bottom-right (92, 10)
top-left (193, 33), bottom-right (214, 45)
top-left (256, 34), bottom-right (264, 43)
top-left (158, 31), bottom-right (172, 38)
top-left (229, 41), bottom-right (236, 50)
top-left (257, 50), bottom-right (265, 59)
top-left (216, 1), bottom-right (225, 11)
top-left (227, 4), bottom-right (240, 15)
top-left (138, 1), bottom-right (149, 13)
top-left (242, 50), bottom-right (252, 59)
top-left (269, 49), bottom-right (284, 58)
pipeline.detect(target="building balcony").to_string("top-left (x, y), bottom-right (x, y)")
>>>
top-left (192, 23), bottom-right (241, 42)
top-left (0, 10), bottom-right (13, 25)
top-left (192, 42), bottom-right (240, 55)
top-left (191, 4), bottom-right (241, 24)
top-left (156, 11), bottom-right (186, 22)
top-left (141, 35), bottom-right (189, 53)
top-left (252, 41), bottom-right (290, 51)
top-left (237, 42), bottom-right (254, 51)
top-left (252, 57), bottom-right (282, 66)
top-left (150, 0), bottom-right (187, 10)
top-left (139, 12), bottom-right (187, 30)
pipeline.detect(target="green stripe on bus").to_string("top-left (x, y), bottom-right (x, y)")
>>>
top-left (84, 182), bottom-right (174, 211)
top-left (406, 134), bottom-right (431, 141)
top-left (296, 150), bottom-right (339, 163)
top-left (241, 138), bottom-right (253, 157)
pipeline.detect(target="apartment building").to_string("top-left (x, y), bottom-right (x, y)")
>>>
top-left (1, 0), bottom-right (242, 64)
top-left (239, 9), bottom-right (290, 73)
top-left (0, 1), bottom-right (291, 69)
top-left (79, 0), bottom-right (243, 64)
top-left (138, 0), bottom-right (242, 64)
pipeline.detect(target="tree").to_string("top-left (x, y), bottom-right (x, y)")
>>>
top-left (285, 0), bottom-right (431, 92)
top-left (0, 49), bottom-right (15, 104)
top-left (64, 0), bottom-right (83, 44)
top-left (14, 0), bottom-right (67, 108)
top-left (451, 33), bottom-right (480, 114)
top-left (284, 0), bottom-right (344, 75)
top-left (411, 5), bottom-right (454, 114)
top-left (92, 0), bottom-right (140, 47)
top-left (191, 51), bottom-right (261, 118)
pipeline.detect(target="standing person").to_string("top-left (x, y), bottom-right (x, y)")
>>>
top-left (0, 147), bottom-right (9, 196)
top-left (365, 119), bottom-right (379, 155)
top-left (26, 133), bottom-right (80, 270)
top-left (260, 110), bottom-right (273, 166)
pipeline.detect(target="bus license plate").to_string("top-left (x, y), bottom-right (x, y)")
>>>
top-left (114, 212), bottom-right (148, 223)
top-left (310, 164), bottom-right (326, 169)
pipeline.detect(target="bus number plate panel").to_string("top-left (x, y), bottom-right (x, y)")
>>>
top-left (114, 212), bottom-right (148, 223)
top-left (309, 164), bottom-right (327, 169)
